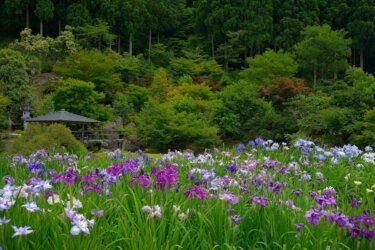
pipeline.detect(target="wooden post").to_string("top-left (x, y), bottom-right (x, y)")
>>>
top-left (81, 124), bottom-right (85, 143)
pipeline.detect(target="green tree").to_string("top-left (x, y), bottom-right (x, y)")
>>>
top-left (0, 95), bottom-right (10, 130)
top-left (53, 50), bottom-right (122, 102)
top-left (347, 1), bottom-right (375, 69)
top-left (240, 49), bottom-right (298, 85)
top-left (52, 78), bottom-right (111, 121)
top-left (34, 0), bottom-right (54, 36)
top-left (136, 99), bottom-right (219, 152)
top-left (294, 25), bottom-right (351, 88)
top-left (75, 19), bottom-right (117, 50)
top-left (113, 93), bottom-right (134, 124)
top-left (66, 2), bottom-right (91, 27)
top-left (4, 0), bottom-right (33, 29)
top-left (0, 49), bottom-right (34, 126)
top-left (349, 108), bottom-right (375, 147)
top-left (150, 68), bottom-right (172, 103)
top-left (274, 0), bottom-right (319, 49)
top-left (122, 0), bottom-right (148, 56)
top-left (210, 80), bottom-right (276, 140)
top-left (243, 0), bottom-right (273, 55)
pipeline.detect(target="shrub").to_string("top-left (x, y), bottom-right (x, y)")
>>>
top-left (52, 78), bottom-right (111, 121)
top-left (10, 124), bottom-right (87, 155)
top-left (136, 100), bottom-right (220, 152)
top-left (53, 50), bottom-right (123, 102)
top-left (258, 77), bottom-right (311, 110)
top-left (240, 50), bottom-right (298, 85)
top-left (349, 109), bottom-right (375, 148)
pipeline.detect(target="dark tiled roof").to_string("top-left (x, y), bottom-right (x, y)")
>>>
top-left (26, 109), bottom-right (98, 123)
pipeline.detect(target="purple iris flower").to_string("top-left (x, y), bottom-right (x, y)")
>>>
top-left (277, 166), bottom-right (289, 175)
top-left (91, 209), bottom-right (104, 218)
top-left (292, 189), bottom-right (303, 196)
top-left (315, 172), bottom-right (324, 181)
top-left (84, 184), bottom-right (103, 194)
top-left (82, 171), bottom-right (99, 183)
top-left (154, 165), bottom-right (178, 189)
top-left (106, 162), bottom-right (124, 176)
top-left (261, 160), bottom-right (279, 169)
top-left (294, 223), bottom-right (304, 231)
top-left (28, 161), bottom-right (42, 173)
top-left (304, 208), bottom-right (325, 225)
top-left (268, 181), bottom-right (282, 194)
top-left (231, 215), bottom-right (242, 224)
top-left (308, 191), bottom-right (318, 198)
top-left (62, 168), bottom-right (80, 185)
top-left (225, 165), bottom-right (237, 172)
top-left (255, 138), bottom-right (265, 147)
top-left (301, 146), bottom-right (311, 155)
top-left (2, 176), bottom-right (14, 184)
top-left (219, 192), bottom-right (239, 204)
top-left (250, 196), bottom-right (268, 207)
top-left (124, 160), bottom-right (139, 174)
top-left (129, 175), bottom-right (150, 187)
top-left (186, 172), bottom-right (196, 181)
top-left (351, 198), bottom-right (361, 208)
top-left (326, 212), bottom-right (351, 228)
top-left (184, 185), bottom-right (207, 200)
top-left (323, 187), bottom-right (336, 197)
top-left (235, 144), bottom-right (245, 153)
top-left (248, 140), bottom-right (255, 147)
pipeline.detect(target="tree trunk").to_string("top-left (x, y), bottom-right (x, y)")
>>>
top-left (148, 29), bottom-right (152, 60)
top-left (26, 4), bottom-right (30, 28)
top-left (360, 50), bottom-right (364, 69)
top-left (334, 71), bottom-right (337, 81)
top-left (313, 66), bottom-right (317, 89)
top-left (40, 20), bottom-right (43, 36)
top-left (129, 35), bottom-right (133, 57)
top-left (353, 48), bottom-right (356, 67)
top-left (224, 44), bottom-right (228, 72)
top-left (157, 32), bottom-right (160, 43)
top-left (58, 20), bottom-right (62, 34)
top-left (117, 34), bottom-right (121, 54)
top-left (211, 35), bottom-right (215, 58)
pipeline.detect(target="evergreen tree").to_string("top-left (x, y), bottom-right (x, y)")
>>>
top-left (34, 0), bottom-right (54, 36)
top-left (274, 0), bottom-right (320, 50)
top-left (294, 25), bottom-right (352, 88)
top-left (347, 0), bottom-right (375, 69)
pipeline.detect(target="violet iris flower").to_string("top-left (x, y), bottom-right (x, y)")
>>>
top-left (250, 196), bottom-right (268, 207)
top-left (294, 223), bottom-right (304, 231)
top-left (184, 185), bottom-right (207, 200)
top-left (129, 175), bottom-right (150, 187)
top-left (154, 165), bottom-right (178, 189)
top-left (304, 208), bottom-right (325, 225)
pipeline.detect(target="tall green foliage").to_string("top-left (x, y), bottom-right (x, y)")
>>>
top-left (0, 48), bottom-right (33, 126)
top-left (240, 49), bottom-right (298, 85)
top-left (294, 25), bottom-right (351, 88)
top-left (34, 0), bottom-right (54, 36)
top-left (52, 78), bottom-right (110, 121)
top-left (136, 99), bottom-right (219, 152)
top-left (53, 50), bottom-right (122, 102)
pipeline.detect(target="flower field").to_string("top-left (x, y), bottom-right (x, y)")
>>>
top-left (0, 139), bottom-right (374, 249)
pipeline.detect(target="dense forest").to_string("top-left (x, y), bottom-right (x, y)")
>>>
top-left (0, 0), bottom-right (374, 153)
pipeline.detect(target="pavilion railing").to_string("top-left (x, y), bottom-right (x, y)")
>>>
top-left (71, 130), bottom-right (124, 142)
